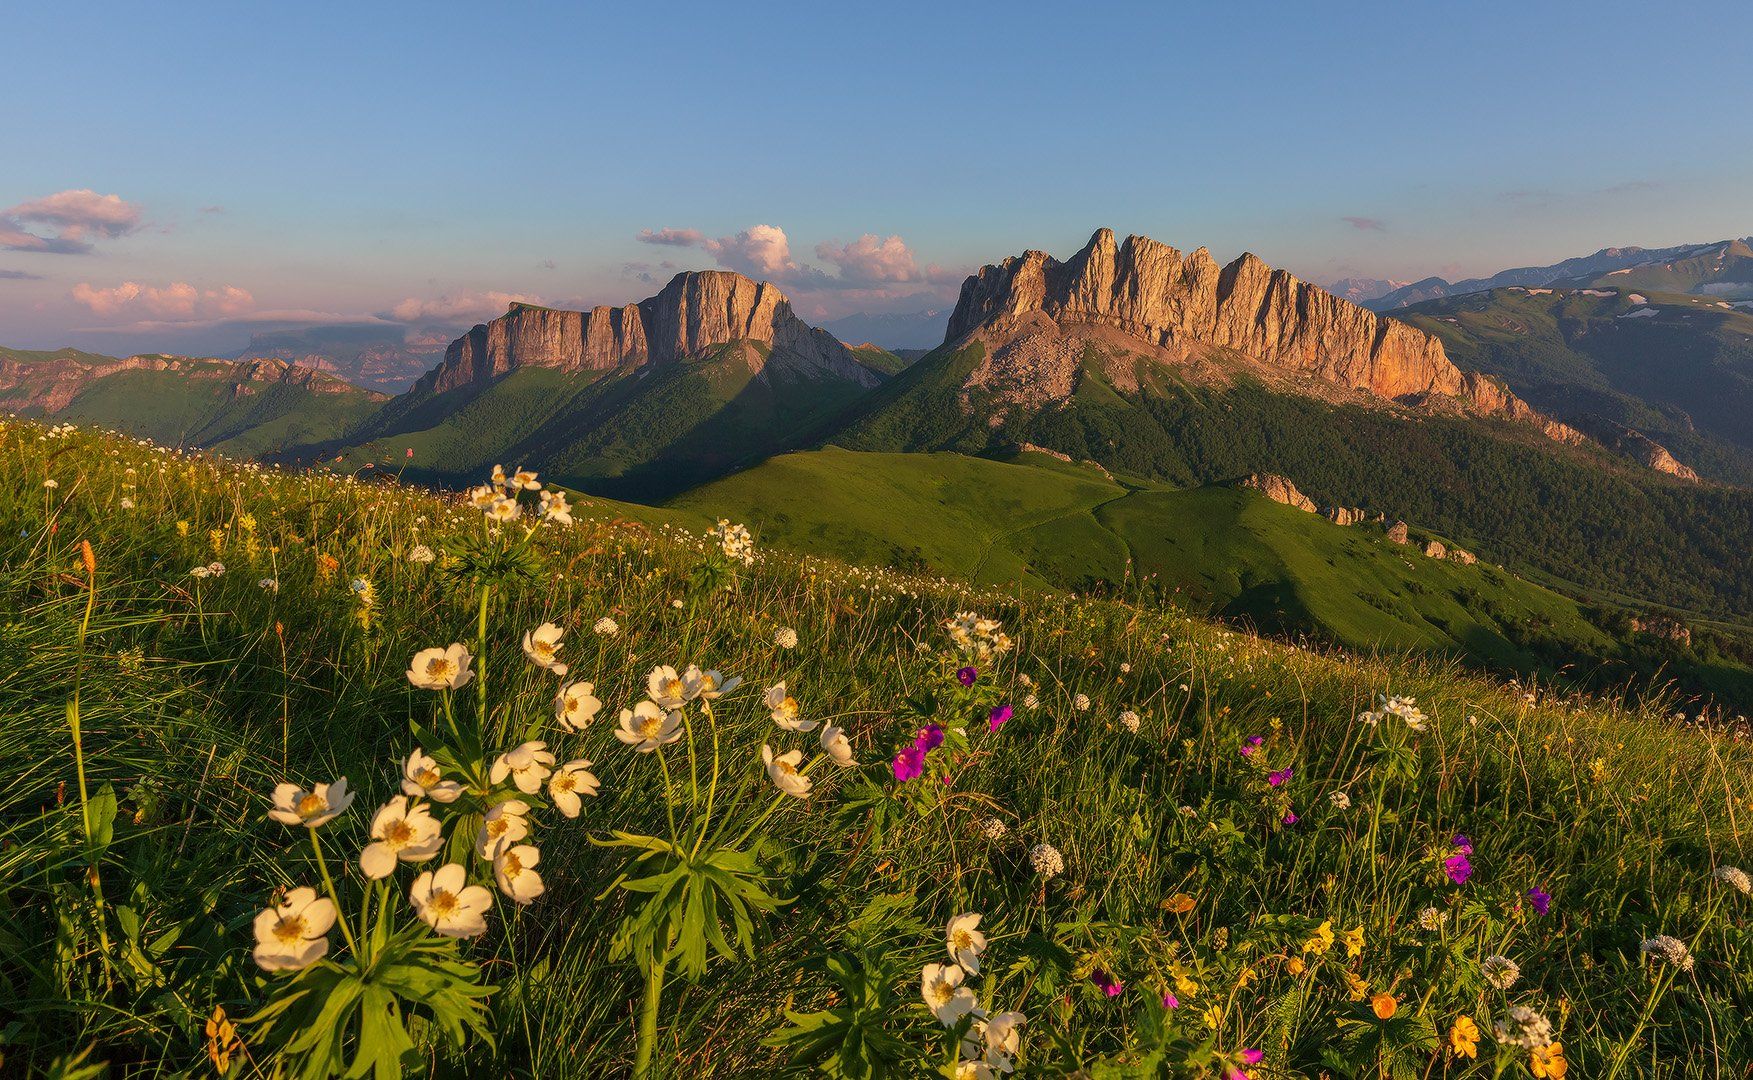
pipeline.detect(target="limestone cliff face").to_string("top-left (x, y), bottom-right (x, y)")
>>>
top-left (945, 229), bottom-right (1573, 436)
top-left (415, 270), bottom-right (881, 398)
top-left (1235, 472), bottom-right (1317, 513)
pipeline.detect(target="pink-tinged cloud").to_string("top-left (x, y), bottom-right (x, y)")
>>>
top-left (814, 234), bottom-right (923, 284)
top-left (1341, 216), bottom-right (1387, 232)
top-left (2, 189), bottom-right (146, 253)
top-left (638, 227), bottom-right (706, 247)
top-left (71, 280), bottom-right (254, 319)
top-left (703, 224), bottom-right (805, 279)
top-left (387, 291), bottom-right (542, 324)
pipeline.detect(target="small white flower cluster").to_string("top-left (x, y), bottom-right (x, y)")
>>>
top-left (1640, 934), bottom-right (1696, 972)
top-left (1493, 1004), bottom-right (1554, 1049)
top-left (944, 611), bottom-right (1013, 662)
top-left (708, 519), bottom-right (755, 566)
top-left (774, 626), bottom-right (799, 649)
top-left (1029, 842), bottom-right (1065, 880)
top-left (1481, 953), bottom-right (1520, 990)
top-left (408, 543), bottom-right (436, 564)
top-left (189, 561), bottom-right (226, 579)
top-left (1417, 905), bottom-right (1442, 931)
top-left (1357, 693), bottom-right (1428, 732)
top-left (1328, 790), bottom-right (1352, 810)
top-left (1713, 865), bottom-right (1751, 896)
top-left (920, 914), bottom-right (1025, 1076)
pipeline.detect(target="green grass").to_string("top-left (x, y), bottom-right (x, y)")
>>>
top-left (672, 448), bottom-right (1753, 705)
top-left (2, 418), bottom-right (1750, 1077)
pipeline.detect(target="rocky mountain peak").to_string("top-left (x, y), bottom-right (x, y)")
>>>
top-left (945, 228), bottom-right (1583, 439)
top-left (413, 270), bottom-right (881, 398)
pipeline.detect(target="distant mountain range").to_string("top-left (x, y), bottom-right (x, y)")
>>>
top-left (4, 227), bottom-right (1751, 639)
top-left (1359, 238), bottom-right (1753, 311)
top-left (232, 323), bottom-right (450, 393)
top-left (819, 309), bottom-right (949, 351)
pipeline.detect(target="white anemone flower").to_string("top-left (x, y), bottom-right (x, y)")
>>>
top-left (947, 912), bottom-right (988, 974)
top-left (646, 665), bottom-right (698, 708)
top-left (762, 744), bottom-right (812, 799)
top-left (539, 489), bottom-right (572, 524)
top-left (764, 682), bottom-right (817, 732)
top-left (475, 799), bottom-right (531, 859)
top-left (488, 495), bottom-right (520, 523)
top-left (410, 863), bottom-right (493, 938)
top-left (614, 701), bottom-right (683, 752)
top-left (548, 759), bottom-right (600, 817)
top-left (490, 740), bottom-right (557, 794)
top-left (522, 623), bottom-right (567, 675)
top-left (401, 749), bottom-right (464, 803)
top-left (820, 724), bottom-right (857, 767)
top-left (555, 681), bottom-right (603, 731)
top-left (252, 886), bottom-right (336, 971)
top-left (268, 777), bottom-right (354, 828)
top-left (494, 844), bottom-right (545, 904)
top-left (690, 665), bottom-right (742, 700)
top-left (921, 962), bottom-right (978, 1025)
top-left (406, 644), bottom-right (474, 690)
top-left (512, 468), bottom-right (541, 490)
top-left (359, 796), bottom-right (444, 879)
top-left (490, 464), bottom-right (509, 489)
top-left (982, 1011), bottom-right (1026, 1072)
top-left (468, 485), bottom-right (498, 510)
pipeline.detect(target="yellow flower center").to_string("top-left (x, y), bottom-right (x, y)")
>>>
top-left (638, 714), bottom-right (664, 738)
top-left (486, 817), bottom-right (510, 839)
top-left (501, 852), bottom-right (524, 877)
top-left (663, 677), bottom-right (684, 698)
top-left (952, 929), bottom-right (973, 951)
top-left (553, 773), bottom-right (576, 793)
top-left (927, 981), bottom-right (952, 1007)
top-left (427, 889), bottom-right (458, 917)
top-left (296, 793), bottom-right (326, 819)
top-left (774, 759), bottom-right (797, 777)
top-left (384, 819), bottom-right (414, 846)
top-left (272, 915), bottom-right (308, 943)
top-left (416, 767), bottom-right (441, 787)
top-left (426, 658), bottom-right (454, 681)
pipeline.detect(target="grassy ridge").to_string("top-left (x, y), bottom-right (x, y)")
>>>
top-left (3, 420), bottom-right (1750, 1077)
top-left (673, 448), bottom-right (1753, 706)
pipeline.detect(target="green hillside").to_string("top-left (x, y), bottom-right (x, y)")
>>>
top-left (833, 339), bottom-right (1753, 622)
top-left (1396, 287), bottom-right (1753, 484)
top-left (314, 345), bottom-right (882, 500)
top-left (9, 359), bottom-right (384, 457)
top-left (672, 448), bottom-right (1753, 704)
top-left (1574, 239), bottom-right (1753, 299)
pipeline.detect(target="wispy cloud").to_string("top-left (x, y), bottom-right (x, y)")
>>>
top-left (637, 227), bottom-right (706, 247)
top-left (0, 268), bottom-right (44, 280)
top-left (384, 291), bottom-right (543, 324)
top-left (199, 205), bottom-right (225, 214)
top-left (1341, 216), bottom-right (1387, 232)
top-left (71, 280), bottom-right (253, 319)
top-left (1, 189), bottom-right (145, 254)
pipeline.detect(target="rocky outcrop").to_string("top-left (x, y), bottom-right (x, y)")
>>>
top-left (1448, 547), bottom-right (1477, 565)
top-left (0, 352), bottom-right (380, 413)
top-left (1631, 614), bottom-right (1692, 647)
top-left (1323, 506), bottom-right (1367, 526)
top-left (414, 271), bottom-right (883, 398)
top-left (1596, 424), bottom-right (1700, 482)
top-left (1386, 520), bottom-right (1410, 544)
top-left (1235, 473), bottom-right (1316, 512)
top-left (945, 229), bottom-right (1582, 442)
top-left (1422, 540), bottom-right (1448, 559)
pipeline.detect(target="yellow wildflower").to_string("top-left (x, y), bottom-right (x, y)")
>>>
top-left (1530, 1043), bottom-right (1566, 1078)
top-left (1448, 1015), bottom-right (1479, 1059)
top-left (1370, 992), bottom-right (1396, 1020)
top-left (1343, 970), bottom-right (1370, 1001)
top-left (1303, 919), bottom-right (1334, 955)
top-left (1162, 892), bottom-right (1196, 915)
top-left (1342, 924), bottom-right (1364, 958)
top-left (1286, 956), bottom-right (1306, 975)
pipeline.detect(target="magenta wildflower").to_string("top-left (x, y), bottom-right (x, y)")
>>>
top-left (891, 744), bottom-right (925, 782)
top-left (1527, 886), bottom-right (1551, 916)
top-left (1239, 1049), bottom-right (1264, 1065)
top-left (988, 703), bottom-right (1013, 732)
top-left (1445, 851), bottom-right (1472, 885)
top-left (916, 725), bottom-right (945, 752)
top-left (1240, 735), bottom-right (1264, 757)
top-left (1161, 991), bottom-right (1179, 1009)
top-left (1268, 767), bottom-right (1293, 787)
top-left (1282, 810), bottom-right (1299, 825)
top-left (1451, 834), bottom-right (1473, 854)
top-left (1091, 969), bottom-right (1123, 998)
top-left (956, 666), bottom-right (978, 687)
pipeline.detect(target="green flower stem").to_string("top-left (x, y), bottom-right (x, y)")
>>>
top-left (633, 946), bottom-right (667, 1080)
top-left (690, 702), bottom-right (723, 860)
top-left (68, 545), bottom-right (113, 983)
top-left (310, 828), bottom-right (361, 958)
top-left (654, 749), bottom-right (681, 849)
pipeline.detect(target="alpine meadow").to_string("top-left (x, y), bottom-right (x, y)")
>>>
top-left (4, 4), bottom-right (1753, 1078)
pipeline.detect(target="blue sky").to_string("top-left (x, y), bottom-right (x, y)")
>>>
top-left (3, 0), bottom-right (1751, 354)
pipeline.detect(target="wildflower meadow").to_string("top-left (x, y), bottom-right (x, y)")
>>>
top-left (1, 417), bottom-right (1748, 1077)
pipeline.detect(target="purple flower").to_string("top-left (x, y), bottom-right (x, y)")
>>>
top-left (987, 704), bottom-right (1013, 732)
top-left (1268, 767), bottom-right (1293, 787)
top-left (1239, 1049), bottom-right (1264, 1065)
top-left (1282, 810), bottom-right (1299, 825)
top-left (1527, 886), bottom-right (1551, 916)
top-left (1444, 851), bottom-right (1473, 885)
top-left (956, 666), bottom-right (978, 687)
top-left (1091, 969), bottom-right (1123, 998)
top-left (891, 744), bottom-right (925, 782)
top-left (1451, 834), bottom-right (1473, 855)
top-left (1240, 736), bottom-right (1264, 757)
top-left (1161, 991), bottom-right (1180, 1009)
top-left (915, 725), bottom-right (944, 752)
